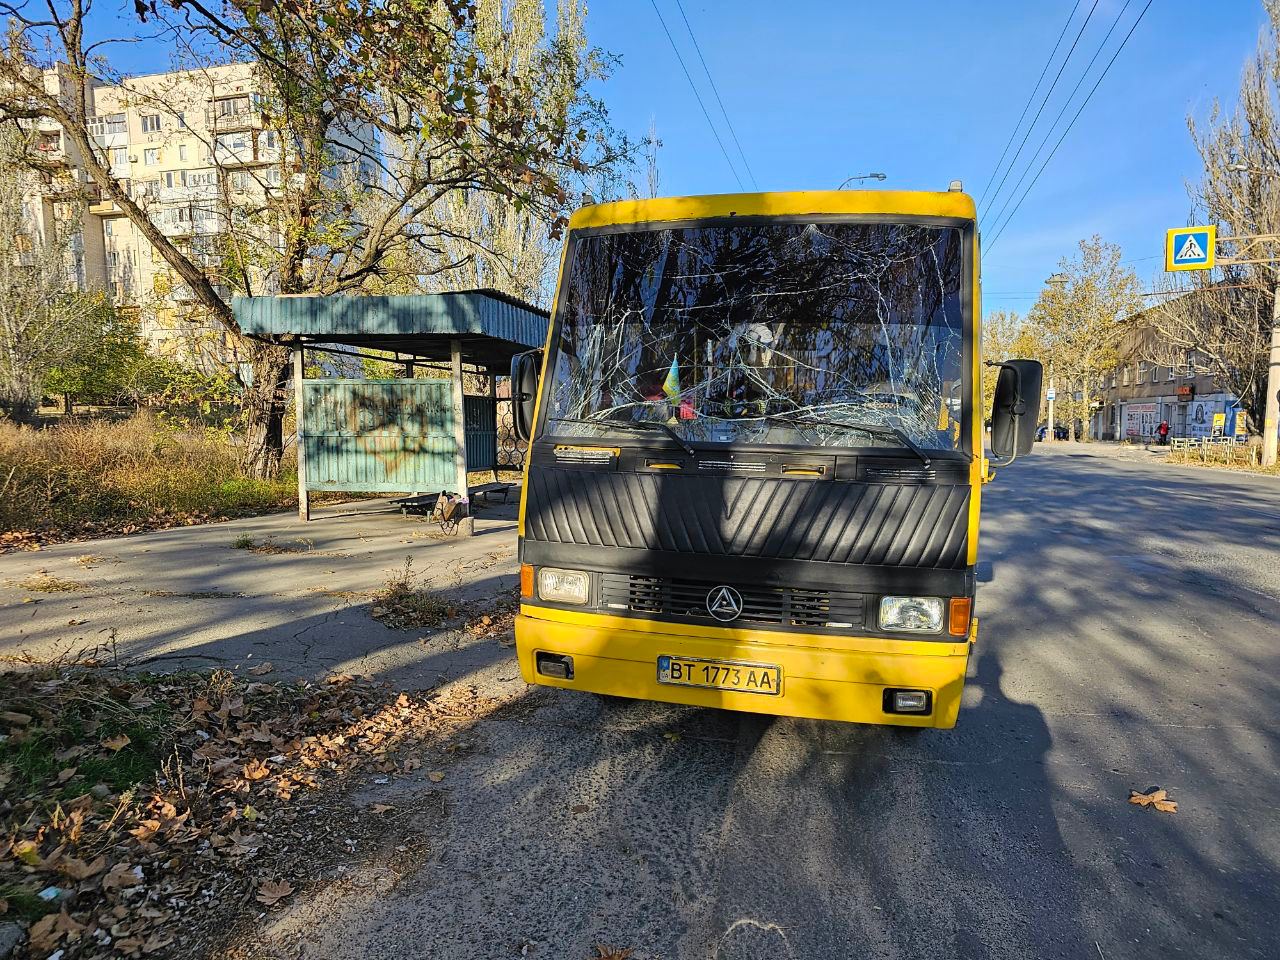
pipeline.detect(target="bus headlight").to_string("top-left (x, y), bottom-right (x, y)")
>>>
top-left (878, 596), bottom-right (944, 633)
top-left (537, 567), bottom-right (590, 605)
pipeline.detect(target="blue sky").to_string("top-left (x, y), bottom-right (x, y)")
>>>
top-left (586, 0), bottom-right (1270, 316)
top-left (94, 0), bottom-right (1269, 316)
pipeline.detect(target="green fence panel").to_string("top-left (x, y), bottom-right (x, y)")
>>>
top-left (465, 395), bottom-right (498, 472)
top-left (301, 379), bottom-right (498, 492)
top-left (302, 379), bottom-right (453, 493)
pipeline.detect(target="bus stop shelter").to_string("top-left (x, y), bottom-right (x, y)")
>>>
top-left (235, 290), bottom-right (548, 534)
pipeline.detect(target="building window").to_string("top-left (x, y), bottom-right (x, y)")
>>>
top-left (1122, 366), bottom-right (1131, 385)
top-left (217, 96), bottom-right (252, 117)
top-left (141, 114), bottom-right (161, 133)
top-left (1110, 371), bottom-right (1117, 388)
top-left (110, 146), bottom-right (127, 167)
top-left (261, 129), bottom-right (278, 151)
top-left (143, 148), bottom-right (159, 166)
top-left (176, 112), bottom-right (187, 129)
top-left (104, 220), bottom-right (113, 236)
top-left (215, 132), bottom-right (250, 152)
top-left (179, 144), bottom-right (188, 161)
top-left (89, 113), bottom-right (127, 137)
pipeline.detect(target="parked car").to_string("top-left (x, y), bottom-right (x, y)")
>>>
top-left (1035, 424), bottom-right (1070, 441)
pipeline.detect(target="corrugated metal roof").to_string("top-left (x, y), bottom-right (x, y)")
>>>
top-left (234, 289), bottom-right (548, 349)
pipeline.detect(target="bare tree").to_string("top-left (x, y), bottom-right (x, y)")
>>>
top-left (0, 0), bottom-right (629, 474)
top-left (1027, 236), bottom-right (1143, 440)
top-left (1143, 5), bottom-right (1280, 437)
top-left (0, 127), bottom-right (110, 421)
top-left (403, 0), bottom-right (622, 306)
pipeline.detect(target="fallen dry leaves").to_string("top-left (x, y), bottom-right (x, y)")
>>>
top-left (1129, 787), bottom-right (1178, 813)
top-left (1, 661), bottom-right (453, 959)
top-left (254, 878), bottom-right (294, 906)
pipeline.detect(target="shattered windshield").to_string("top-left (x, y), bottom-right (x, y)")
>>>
top-left (543, 219), bottom-right (968, 452)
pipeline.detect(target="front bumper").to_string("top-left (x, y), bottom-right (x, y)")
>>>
top-left (515, 607), bottom-right (974, 728)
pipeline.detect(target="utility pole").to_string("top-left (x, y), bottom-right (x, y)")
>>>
top-left (1264, 283), bottom-right (1280, 466)
top-left (1220, 169), bottom-right (1280, 464)
top-left (1047, 369), bottom-right (1056, 443)
top-left (1044, 275), bottom-right (1069, 444)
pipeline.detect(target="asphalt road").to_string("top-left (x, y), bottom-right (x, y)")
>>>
top-left (61, 445), bottom-right (1267, 960)
top-left (260, 445), bottom-right (1278, 960)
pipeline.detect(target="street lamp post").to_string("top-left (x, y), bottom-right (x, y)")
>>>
top-left (1224, 163), bottom-right (1280, 466)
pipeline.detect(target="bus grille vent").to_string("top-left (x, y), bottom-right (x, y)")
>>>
top-left (862, 466), bottom-right (938, 483)
top-left (599, 575), bottom-right (865, 629)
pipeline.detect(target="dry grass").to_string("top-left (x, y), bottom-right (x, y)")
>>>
top-left (1165, 445), bottom-right (1280, 476)
top-left (370, 558), bottom-right (459, 630)
top-left (231, 534), bottom-right (315, 554)
top-left (0, 414), bottom-right (299, 547)
top-left (15, 572), bottom-right (85, 592)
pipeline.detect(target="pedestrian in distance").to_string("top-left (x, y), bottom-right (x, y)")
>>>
top-left (1157, 420), bottom-right (1170, 445)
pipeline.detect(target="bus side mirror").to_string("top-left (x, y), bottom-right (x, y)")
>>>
top-left (990, 359), bottom-right (1043, 461)
top-left (511, 349), bottom-right (541, 443)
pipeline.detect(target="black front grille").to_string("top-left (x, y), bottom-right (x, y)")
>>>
top-left (599, 574), bottom-right (866, 629)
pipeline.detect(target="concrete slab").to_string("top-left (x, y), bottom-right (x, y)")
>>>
top-left (0, 497), bottom-right (521, 688)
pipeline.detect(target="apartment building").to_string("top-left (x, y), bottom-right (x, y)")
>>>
top-left (1091, 315), bottom-right (1245, 441)
top-left (29, 63), bottom-right (288, 360)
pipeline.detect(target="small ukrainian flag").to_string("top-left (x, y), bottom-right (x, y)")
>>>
top-left (662, 355), bottom-right (681, 401)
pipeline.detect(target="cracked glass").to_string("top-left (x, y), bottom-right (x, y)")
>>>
top-left (544, 219), bottom-right (968, 453)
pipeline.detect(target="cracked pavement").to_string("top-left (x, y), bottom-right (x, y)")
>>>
top-left (0, 497), bottom-right (518, 686)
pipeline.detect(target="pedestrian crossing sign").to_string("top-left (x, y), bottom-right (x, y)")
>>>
top-left (1165, 225), bottom-right (1216, 271)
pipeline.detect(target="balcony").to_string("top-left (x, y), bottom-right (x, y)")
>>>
top-left (157, 180), bottom-right (219, 204)
top-left (32, 133), bottom-right (67, 165)
top-left (89, 195), bottom-right (126, 216)
top-left (157, 206), bottom-right (223, 240)
top-left (206, 102), bottom-right (261, 133)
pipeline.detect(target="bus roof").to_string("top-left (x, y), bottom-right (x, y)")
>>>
top-left (568, 190), bottom-right (977, 230)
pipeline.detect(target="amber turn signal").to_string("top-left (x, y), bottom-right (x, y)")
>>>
top-left (948, 597), bottom-right (972, 637)
top-left (520, 563), bottom-right (534, 598)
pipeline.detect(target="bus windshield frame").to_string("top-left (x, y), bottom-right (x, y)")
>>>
top-left (536, 214), bottom-right (976, 460)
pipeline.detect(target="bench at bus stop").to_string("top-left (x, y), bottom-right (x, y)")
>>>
top-left (392, 481), bottom-right (517, 516)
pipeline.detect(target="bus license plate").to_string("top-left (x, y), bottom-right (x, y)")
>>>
top-left (656, 655), bottom-right (782, 696)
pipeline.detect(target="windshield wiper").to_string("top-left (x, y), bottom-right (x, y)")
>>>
top-left (768, 415), bottom-right (932, 469)
top-left (554, 416), bottom-right (697, 457)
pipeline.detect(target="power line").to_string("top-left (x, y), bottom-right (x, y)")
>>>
top-left (647, 0), bottom-right (745, 190)
top-left (983, 0), bottom-right (1136, 237)
top-left (984, 0), bottom-right (1155, 253)
top-left (976, 0), bottom-right (1084, 207)
top-left (672, 0), bottom-right (758, 190)
top-left (979, 0), bottom-right (1102, 223)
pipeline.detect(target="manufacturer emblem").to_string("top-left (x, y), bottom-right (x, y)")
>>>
top-left (706, 585), bottom-right (744, 622)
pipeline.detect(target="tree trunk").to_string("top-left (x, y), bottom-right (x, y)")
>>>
top-left (0, 375), bottom-right (42, 424)
top-left (63, 393), bottom-right (73, 416)
top-left (238, 344), bottom-right (292, 479)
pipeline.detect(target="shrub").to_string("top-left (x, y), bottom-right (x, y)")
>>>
top-left (0, 413), bottom-right (298, 543)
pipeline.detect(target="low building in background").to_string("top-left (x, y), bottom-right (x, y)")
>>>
top-left (1092, 319), bottom-right (1244, 441)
